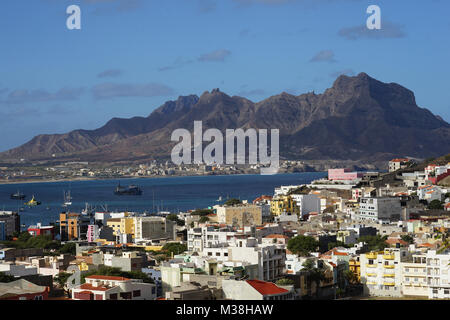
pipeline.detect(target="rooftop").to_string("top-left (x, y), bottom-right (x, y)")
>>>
top-left (246, 280), bottom-right (289, 296)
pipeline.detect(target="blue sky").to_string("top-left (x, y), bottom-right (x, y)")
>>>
top-left (0, 0), bottom-right (449, 151)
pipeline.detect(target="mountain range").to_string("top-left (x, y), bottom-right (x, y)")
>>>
top-left (1, 73), bottom-right (449, 163)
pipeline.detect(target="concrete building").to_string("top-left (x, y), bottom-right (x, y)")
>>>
top-left (0, 263), bottom-right (38, 277)
top-left (360, 248), bottom-right (410, 298)
top-left (358, 197), bottom-right (402, 223)
top-left (0, 211), bottom-right (20, 238)
top-left (59, 212), bottom-right (91, 241)
top-left (401, 254), bottom-right (428, 297)
top-left (216, 204), bottom-right (262, 227)
top-left (426, 249), bottom-right (450, 299)
top-left (133, 217), bottom-right (176, 242)
top-left (72, 275), bottom-right (156, 300)
top-left (290, 194), bottom-right (321, 219)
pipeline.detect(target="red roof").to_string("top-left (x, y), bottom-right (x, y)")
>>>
top-left (85, 275), bottom-right (129, 281)
top-left (246, 280), bottom-right (289, 296)
top-left (265, 234), bottom-right (288, 239)
top-left (79, 283), bottom-right (110, 291)
top-left (390, 158), bottom-right (409, 163)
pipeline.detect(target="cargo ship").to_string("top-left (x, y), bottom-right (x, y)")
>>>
top-left (114, 183), bottom-right (143, 195)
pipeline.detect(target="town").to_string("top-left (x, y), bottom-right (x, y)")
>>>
top-left (0, 155), bottom-right (449, 300)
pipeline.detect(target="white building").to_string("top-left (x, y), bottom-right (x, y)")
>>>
top-left (426, 249), bottom-right (450, 299)
top-left (401, 254), bottom-right (428, 297)
top-left (72, 275), bottom-right (156, 300)
top-left (290, 194), bottom-right (320, 218)
top-left (357, 197), bottom-right (402, 223)
top-left (360, 248), bottom-right (409, 297)
top-left (222, 279), bottom-right (294, 300)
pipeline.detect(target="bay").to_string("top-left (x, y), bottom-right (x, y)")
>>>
top-left (0, 172), bottom-right (326, 227)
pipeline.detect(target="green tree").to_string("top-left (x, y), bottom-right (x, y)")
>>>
top-left (59, 242), bottom-right (76, 255)
top-left (401, 235), bottom-right (414, 244)
top-left (344, 270), bottom-right (359, 285)
top-left (302, 259), bottom-right (326, 298)
top-left (167, 214), bottom-right (185, 227)
top-left (224, 198), bottom-right (242, 206)
top-left (428, 200), bottom-right (443, 210)
top-left (276, 278), bottom-right (295, 286)
top-left (191, 209), bottom-right (214, 216)
top-left (199, 216), bottom-right (210, 223)
top-left (359, 235), bottom-right (388, 252)
top-left (162, 242), bottom-right (187, 256)
top-left (287, 235), bottom-right (319, 256)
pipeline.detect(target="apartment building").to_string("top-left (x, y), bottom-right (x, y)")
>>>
top-left (401, 254), bottom-right (428, 297)
top-left (426, 250), bottom-right (450, 299)
top-left (133, 217), bottom-right (176, 242)
top-left (0, 211), bottom-right (20, 238)
top-left (360, 248), bottom-right (410, 297)
top-left (357, 197), bottom-right (402, 223)
top-left (187, 226), bottom-right (236, 253)
top-left (59, 213), bottom-right (91, 241)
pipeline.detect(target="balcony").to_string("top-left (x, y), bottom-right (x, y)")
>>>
top-left (384, 265), bottom-right (395, 269)
top-left (366, 264), bottom-right (377, 268)
top-left (383, 254), bottom-right (395, 260)
top-left (367, 273), bottom-right (377, 277)
top-left (366, 253), bottom-right (378, 259)
top-left (383, 282), bottom-right (395, 286)
top-left (383, 274), bottom-right (395, 278)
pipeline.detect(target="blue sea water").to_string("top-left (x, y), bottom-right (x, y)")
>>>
top-left (0, 172), bottom-right (326, 227)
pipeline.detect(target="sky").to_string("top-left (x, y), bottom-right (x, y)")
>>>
top-left (0, 0), bottom-right (449, 151)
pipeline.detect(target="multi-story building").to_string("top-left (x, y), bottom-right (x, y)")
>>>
top-left (401, 254), bottom-right (428, 297)
top-left (290, 194), bottom-right (320, 219)
top-left (187, 226), bottom-right (236, 253)
top-left (360, 248), bottom-right (410, 297)
top-left (59, 213), bottom-right (91, 241)
top-left (0, 211), bottom-right (20, 239)
top-left (87, 225), bottom-right (99, 243)
top-left (71, 275), bottom-right (156, 300)
top-left (0, 221), bottom-right (5, 241)
top-left (357, 197), bottom-right (402, 223)
top-left (133, 217), bottom-right (176, 242)
top-left (270, 195), bottom-right (299, 216)
top-left (216, 204), bottom-right (262, 227)
top-left (426, 249), bottom-right (450, 299)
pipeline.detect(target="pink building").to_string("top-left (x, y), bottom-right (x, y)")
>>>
top-left (87, 225), bottom-right (99, 243)
top-left (328, 169), bottom-right (364, 181)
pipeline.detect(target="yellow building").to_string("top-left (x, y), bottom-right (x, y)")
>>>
top-left (349, 258), bottom-right (361, 281)
top-left (106, 217), bottom-right (135, 238)
top-left (270, 195), bottom-right (299, 216)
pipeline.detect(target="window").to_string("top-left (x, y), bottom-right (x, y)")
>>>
top-left (109, 293), bottom-right (118, 300)
top-left (216, 252), bottom-right (220, 257)
top-left (208, 252), bottom-right (212, 256)
top-left (224, 252), bottom-right (228, 257)
top-left (133, 290), bottom-right (141, 297)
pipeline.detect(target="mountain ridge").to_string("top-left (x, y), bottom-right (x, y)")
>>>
top-left (2, 73), bottom-right (449, 163)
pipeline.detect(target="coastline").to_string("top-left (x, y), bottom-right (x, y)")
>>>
top-left (0, 171), bottom-right (325, 186)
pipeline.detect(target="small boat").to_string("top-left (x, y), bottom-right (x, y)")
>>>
top-left (25, 195), bottom-right (41, 207)
top-left (11, 191), bottom-right (26, 200)
top-left (114, 183), bottom-right (142, 196)
top-left (62, 190), bottom-right (72, 207)
top-left (19, 207), bottom-right (25, 212)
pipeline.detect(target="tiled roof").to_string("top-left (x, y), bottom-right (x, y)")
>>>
top-left (246, 280), bottom-right (288, 296)
top-left (78, 283), bottom-right (111, 291)
top-left (264, 234), bottom-right (288, 239)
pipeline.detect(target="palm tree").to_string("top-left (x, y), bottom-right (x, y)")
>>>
top-left (302, 259), bottom-right (326, 299)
